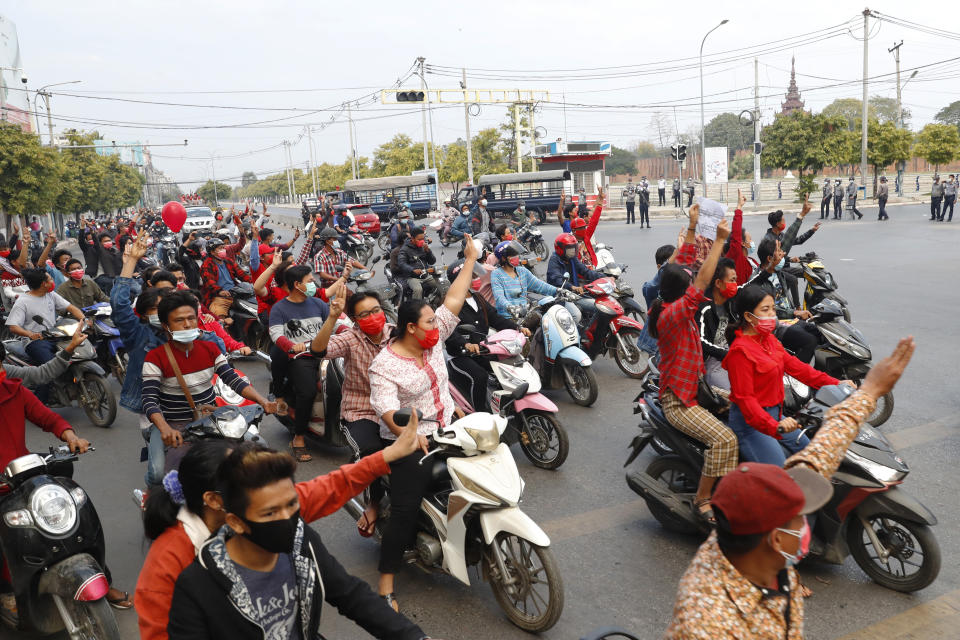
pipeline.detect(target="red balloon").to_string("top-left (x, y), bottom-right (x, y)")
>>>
top-left (161, 201), bottom-right (187, 233)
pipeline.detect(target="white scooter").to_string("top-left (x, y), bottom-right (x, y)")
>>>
top-left (344, 408), bottom-right (564, 632)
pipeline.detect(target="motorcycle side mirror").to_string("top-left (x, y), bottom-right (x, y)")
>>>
top-left (511, 382), bottom-right (529, 400)
top-left (372, 255), bottom-right (382, 265)
top-left (32, 315), bottom-right (46, 327)
top-left (456, 324), bottom-right (477, 336)
top-left (393, 407), bottom-right (424, 427)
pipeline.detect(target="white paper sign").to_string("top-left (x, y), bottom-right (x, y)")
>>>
top-left (705, 147), bottom-right (729, 184)
top-left (695, 196), bottom-right (728, 241)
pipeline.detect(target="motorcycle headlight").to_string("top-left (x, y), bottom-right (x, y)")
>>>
top-left (845, 449), bottom-right (907, 484)
top-left (30, 484), bottom-right (77, 535)
top-left (555, 307), bottom-right (576, 334)
top-left (215, 408), bottom-right (249, 439)
top-left (499, 339), bottom-right (522, 356)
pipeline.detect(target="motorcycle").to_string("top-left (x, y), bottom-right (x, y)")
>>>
top-left (156, 232), bottom-right (179, 266)
top-left (625, 381), bottom-right (941, 593)
top-left (448, 327), bottom-right (569, 469)
top-left (516, 222), bottom-right (548, 261)
top-left (578, 277), bottom-right (648, 378)
top-left (341, 225), bottom-right (374, 266)
top-left (343, 408), bottom-right (564, 632)
top-left (592, 243), bottom-right (646, 321)
top-left (3, 317), bottom-right (117, 428)
top-left (226, 282), bottom-right (269, 355)
top-left (181, 405), bottom-right (266, 446)
top-left (81, 303), bottom-right (127, 384)
top-left (511, 286), bottom-right (599, 407)
top-left (805, 299), bottom-right (893, 427)
top-left (343, 258), bottom-right (400, 323)
top-left (0, 446), bottom-right (120, 639)
top-left (798, 251), bottom-right (851, 322)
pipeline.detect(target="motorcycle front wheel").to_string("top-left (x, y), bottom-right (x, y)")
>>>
top-left (110, 350), bottom-right (128, 384)
top-left (81, 373), bottom-right (117, 428)
top-left (847, 513), bottom-right (941, 592)
top-left (484, 533), bottom-right (564, 632)
top-left (376, 232), bottom-right (391, 252)
top-left (518, 411), bottom-right (569, 470)
top-left (641, 456), bottom-right (700, 535)
top-left (532, 240), bottom-right (548, 262)
top-left (613, 329), bottom-right (649, 379)
top-left (561, 360), bottom-right (598, 406)
top-left (58, 596), bottom-right (121, 640)
top-left (355, 245), bottom-right (373, 266)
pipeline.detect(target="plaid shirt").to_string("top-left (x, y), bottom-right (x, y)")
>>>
top-left (198, 256), bottom-right (251, 307)
top-left (656, 243), bottom-right (705, 406)
top-left (313, 246), bottom-right (349, 279)
top-left (321, 323), bottom-right (394, 422)
top-left (666, 391), bottom-right (876, 639)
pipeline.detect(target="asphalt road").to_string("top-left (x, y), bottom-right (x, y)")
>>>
top-left (8, 202), bottom-right (960, 640)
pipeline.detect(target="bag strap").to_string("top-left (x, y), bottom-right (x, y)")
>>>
top-left (163, 343), bottom-right (199, 420)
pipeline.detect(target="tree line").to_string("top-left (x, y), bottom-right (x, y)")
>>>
top-left (0, 125), bottom-right (146, 224)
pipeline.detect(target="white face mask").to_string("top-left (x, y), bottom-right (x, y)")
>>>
top-left (479, 199), bottom-right (488, 207)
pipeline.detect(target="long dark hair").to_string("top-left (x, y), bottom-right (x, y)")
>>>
top-left (389, 299), bottom-right (429, 339)
top-left (142, 440), bottom-right (232, 541)
top-left (724, 284), bottom-right (771, 345)
top-left (647, 263), bottom-right (692, 339)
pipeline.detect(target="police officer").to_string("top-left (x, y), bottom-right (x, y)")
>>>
top-left (820, 177), bottom-right (832, 219)
top-left (942, 174), bottom-right (956, 222)
top-left (685, 177), bottom-right (695, 207)
top-left (623, 178), bottom-right (636, 224)
top-left (930, 175), bottom-right (944, 221)
top-left (832, 179), bottom-right (844, 219)
top-left (657, 175), bottom-right (666, 206)
top-left (846, 177), bottom-right (863, 220)
top-left (638, 177), bottom-right (651, 228)
top-left (672, 178), bottom-right (681, 207)
top-left (877, 176), bottom-right (889, 221)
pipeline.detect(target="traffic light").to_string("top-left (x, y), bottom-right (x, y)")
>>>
top-left (677, 144), bottom-right (687, 162)
top-left (754, 141), bottom-right (764, 155)
top-left (396, 91), bottom-right (425, 102)
top-left (670, 144), bottom-right (679, 161)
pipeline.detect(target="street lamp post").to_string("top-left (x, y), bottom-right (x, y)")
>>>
top-left (35, 80), bottom-right (81, 145)
top-left (700, 19), bottom-right (728, 201)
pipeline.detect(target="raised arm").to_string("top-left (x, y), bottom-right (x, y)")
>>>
top-left (254, 248), bottom-right (281, 297)
top-left (692, 218), bottom-right (729, 292)
top-left (442, 233), bottom-right (478, 316)
top-left (36, 233), bottom-right (57, 269)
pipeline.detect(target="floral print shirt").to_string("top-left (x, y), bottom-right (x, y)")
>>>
top-left (665, 390), bottom-right (876, 639)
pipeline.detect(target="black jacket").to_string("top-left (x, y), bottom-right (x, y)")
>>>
top-left (745, 268), bottom-right (795, 319)
top-left (396, 239), bottom-right (436, 278)
top-left (445, 292), bottom-right (517, 353)
top-left (695, 299), bottom-right (733, 361)
top-left (168, 521), bottom-right (426, 640)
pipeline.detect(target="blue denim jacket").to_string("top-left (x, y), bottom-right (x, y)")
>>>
top-left (110, 276), bottom-right (225, 413)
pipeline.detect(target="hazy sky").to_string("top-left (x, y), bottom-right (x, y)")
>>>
top-left (5, 1), bottom-right (957, 189)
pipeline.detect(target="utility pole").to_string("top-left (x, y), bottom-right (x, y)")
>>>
top-left (514, 103), bottom-right (522, 173)
top-left (284, 141), bottom-right (294, 203)
top-left (528, 104), bottom-right (536, 173)
top-left (42, 93), bottom-right (54, 145)
top-left (346, 103), bottom-right (357, 180)
top-left (211, 155), bottom-right (219, 207)
top-left (417, 56), bottom-right (429, 170)
top-left (306, 126), bottom-right (318, 196)
top-left (462, 68), bottom-right (474, 185)
top-left (860, 7), bottom-right (871, 197)
top-left (754, 57), bottom-right (762, 210)
top-left (889, 41), bottom-right (903, 127)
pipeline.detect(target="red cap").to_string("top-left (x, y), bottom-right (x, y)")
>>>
top-left (711, 463), bottom-right (831, 535)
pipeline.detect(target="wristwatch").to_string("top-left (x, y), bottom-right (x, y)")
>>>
top-left (776, 425), bottom-right (785, 434)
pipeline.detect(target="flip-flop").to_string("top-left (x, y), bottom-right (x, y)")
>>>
top-left (693, 498), bottom-right (716, 527)
top-left (380, 593), bottom-right (399, 612)
top-left (290, 443), bottom-right (312, 463)
top-left (107, 591), bottom-right (134, 610)
top-left (357, 510), bottom-right (377, 538)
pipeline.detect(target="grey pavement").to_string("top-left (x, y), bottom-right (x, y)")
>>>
top-left (7, 202), bottom-right (960, 639)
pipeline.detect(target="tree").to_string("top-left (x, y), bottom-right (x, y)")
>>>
top-left (913, 123), bottom-right (960, 172)
top-left (0, 123), bottom-right (63, 225)
top-left (870, 96), bottom-right (910, 126)
top-left (866, 119), bottom-right (912, 183)
top-left (605, 146), bottom-right (639, 176)
top-left (822, 97), bottom-right (911, 129)
top-left (371, 134), bottom-right (431, 177)
top-left (498, 103), bottom-right (538, 170)
top-left (56, 131), bottom-right (106, 217)
top-left (934, 100), bottom-right (960, 133)
top-left (94, 155), bottom-right (143, 213)
top-left (197, 180), bottom-right (233, 205)
top-left (632, 141), bottom-right (658, 158)
top-left (648, 112), bottom-right (672, 150)
top-left (729, 153), bottom-right (754, 180)
top-left (240, 171), bottom-right (258, 188)
top-left (761, 111), bottom-right (832, 178)
top-left (704, 112), bottom-right (752, 158)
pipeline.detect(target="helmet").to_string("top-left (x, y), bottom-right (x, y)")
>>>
top-left (443, 197), bottom-right (452, 204)
top-left (554, 232), bottom-right (578, 257)
top-left (461, 236), bottom-right (485, 257)
top-left (206, 238), bottom-right (225, 253)
top-left (318, 227), bottom-right (338, 240)
top-left (494, 240), bottom-right (523, 262)
top-left (570, 217), bottom-right (587, 238)
top-left (402, 201), bottom-right (412, 209)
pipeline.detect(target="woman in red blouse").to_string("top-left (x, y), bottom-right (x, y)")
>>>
top-left (723, 285), bottom-right (842, 466)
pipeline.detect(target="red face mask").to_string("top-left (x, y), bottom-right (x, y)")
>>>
top-left (752, 314), bottom-right (777, 335)
top-left (0, 250), bottom-right (10, 258)
top-left (503, 233), bottom-right (513, 241)
top-left (508, 256), bottom-right (520, 267)
top-left (416, 326), bottom-right (440, 349)
top-left (777, 221), bottom-right (786, 233)
top-left (470, 278), bottom-right (482, 291)
top-left (45, 281), bottom-right (55, 293)
top-left (69, 269), bottom-right (85, 281)
top-left (356, 311), bottom-right (386, 336)
top-left (721, 281), bottom-right (738, 298)
top-left (215, 249), bottom-right (227, 259)
top-left (102, 241), bottom-right (114, 250)
top-left (176, 282), bottom-right (189, 290)
top-left (414, 238), bottom-right (425, 248)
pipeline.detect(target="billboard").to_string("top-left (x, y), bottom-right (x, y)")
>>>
top-left (0, 13), bottom-right (33, 132)
top-left (704, 146), bottom-right (728, 184)
top-left (95, 140), bottom-right (145, 166)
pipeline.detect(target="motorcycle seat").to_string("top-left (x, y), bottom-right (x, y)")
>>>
top-left (3, 340), bottom-right (32, 363)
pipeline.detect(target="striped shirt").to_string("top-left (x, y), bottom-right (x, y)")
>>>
top-left (142, 340), bottom-right (248, 422)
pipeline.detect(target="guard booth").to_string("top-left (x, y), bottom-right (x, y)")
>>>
top-left (534, 140), bottom-right (611, 208)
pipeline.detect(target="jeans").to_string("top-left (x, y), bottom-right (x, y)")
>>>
top-left (379, 447), bottom-right (435, 574)
top-left (729, 404), bottom-right (809, 466)
top-left (145, 425), bottom-right (166, 488)
top-left (407, 276), bottom-right (439, 301)
top-left (25, 338), bottom-right (58, 403)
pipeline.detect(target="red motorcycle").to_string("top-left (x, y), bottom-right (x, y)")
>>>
top-left (579, 277), bottom-right (648, 378)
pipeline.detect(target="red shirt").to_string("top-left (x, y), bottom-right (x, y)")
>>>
top-left (0, 378), bottom-right (72, 470)
top-left (655, 243), bottom-right (705, 407)
top-left (581, 204), bottom-right (602, 267)
top-left (724, 208), bottom-right (754, 285)
top-left (134, 452), bottom-right (390, 640)
top-left (723, 329), bottom-right (839, 435)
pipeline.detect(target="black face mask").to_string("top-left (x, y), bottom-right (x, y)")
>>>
top-left (240, 509), bottom-right (300, 554)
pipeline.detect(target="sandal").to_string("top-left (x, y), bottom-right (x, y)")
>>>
top-left (693, 497), bottom-right (716, 527)
top-left (380, 593), bottom-right (399, 612)
top-left (290, 443), bottom-right (312, 463)
top-left (799, 582), bottom-right (814, 598)
top-left (107, 590), bottom-right (134, 610)
top-left (357, 507), bottom-right (378, 538)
